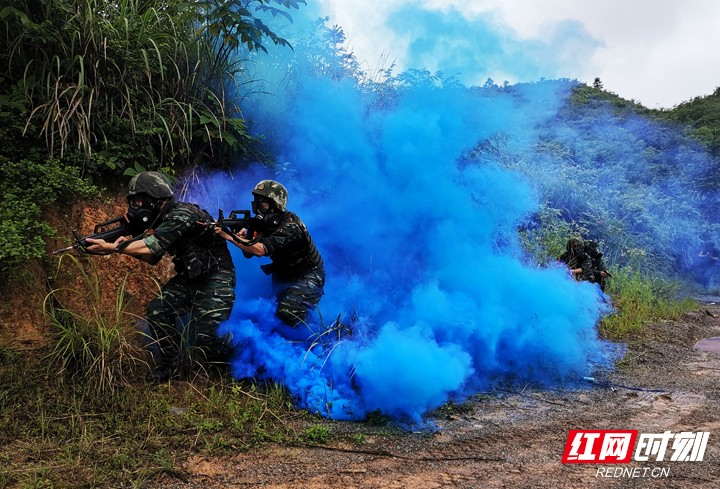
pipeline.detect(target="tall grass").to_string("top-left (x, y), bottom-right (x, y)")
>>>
top-left (2, 0), bottom-right (301, 171)
top-left (600, 267), bottom-right (697, 339)
top-left (518, 206), bottom-right (589, 266)
top-left (43, 254), bottom-right (147, 394)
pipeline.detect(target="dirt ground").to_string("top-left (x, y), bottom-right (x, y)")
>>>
top-left (153, 301), bottom-right (720, 489)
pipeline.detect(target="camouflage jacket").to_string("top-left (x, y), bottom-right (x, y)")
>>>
top-left (144, 202), bottom-right (234, 279)
top-left (559, 250), bottom-right (593, 282)
top-left (588, 252), bottom-right (608, 275)
top-left (258, 211), bottom-right (323, 280)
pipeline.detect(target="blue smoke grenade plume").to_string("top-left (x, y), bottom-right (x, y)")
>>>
top-left (386, 5), bottom-right (601, 85)
top-left (186, 4), bottom-right (626, 422)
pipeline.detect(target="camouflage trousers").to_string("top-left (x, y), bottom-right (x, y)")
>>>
top-left (144, 268), bottom-right (236, 368)
top-left (273, 267), bottom-right (325, 326)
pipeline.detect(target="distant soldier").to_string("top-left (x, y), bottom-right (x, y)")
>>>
top-left (559, 237), bottom-right (593, 282)
top-left (585, 240), bottom-right (611, 292)
top-left (86, 171), bottom-right (236, 381)
top-left (215, 180), bottom-right (325, 327)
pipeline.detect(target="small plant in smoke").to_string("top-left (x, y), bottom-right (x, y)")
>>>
top-left (364, 409), bottom-right (391, 427)
top-left (302, 310), bottom-right (353, 366)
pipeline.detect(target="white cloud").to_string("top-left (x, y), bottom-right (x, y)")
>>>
top-left (316, 0), bottom-right (720, 108)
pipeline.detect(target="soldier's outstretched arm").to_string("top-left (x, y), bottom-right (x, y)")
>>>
top-left (85, 237), bottom-right (155, 262)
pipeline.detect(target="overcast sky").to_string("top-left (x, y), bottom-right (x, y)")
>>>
top-left (315, 0), bottom-right (720, 108)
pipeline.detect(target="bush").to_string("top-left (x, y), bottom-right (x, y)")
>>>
top-left (600, 267), bottom-right (697, 339)
top-left (519, 206), bottom-right (589, 266)
top-left (0, 156), bottom-right (97, 284)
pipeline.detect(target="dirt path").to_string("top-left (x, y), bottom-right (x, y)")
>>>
top-left (159, 305), bottom-right (720, 488)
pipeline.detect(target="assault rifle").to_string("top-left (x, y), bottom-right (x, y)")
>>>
top-left (205, 209), bottom-right (265, 246)
top-left (52, 216), bottom-right (140, 255)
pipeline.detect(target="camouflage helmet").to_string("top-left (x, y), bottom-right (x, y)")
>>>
top-left (252, 180), bottom-right (288, 212)
top-left (567, 237), bottom-right (585, 254)
top-left (127, 171), bottom-right (174, 200)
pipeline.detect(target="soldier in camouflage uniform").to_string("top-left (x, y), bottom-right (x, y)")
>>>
top-left (584, 240), bottom-right (611, 291)
top-left (559, 237), bottom-right (594, 282)
top-left (86, 171), bottom-right (236, 381)
top-left (215, 180), bottom-right (325, 327)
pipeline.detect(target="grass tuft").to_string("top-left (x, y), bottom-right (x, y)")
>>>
top-left (43, 254), bottom-right (147, 395)
top-left (600, 267), bottom-right (698, 339)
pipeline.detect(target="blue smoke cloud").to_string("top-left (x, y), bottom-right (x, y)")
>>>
top-left (387, 6), bottom-right (602, 85)
top-left (179, 4), bottom-right (709, 423)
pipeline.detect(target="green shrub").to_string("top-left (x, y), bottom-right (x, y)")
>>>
top-left (301, 423), bottom-right (331, 444)
top-left (0, 156), bottom-right (97, 284)
top-left (1, 0), bottom-right (300, 173)
top-left (600, 267), bottom-right (697, 339)
top-left (519, 206), bottom-right (589, 266)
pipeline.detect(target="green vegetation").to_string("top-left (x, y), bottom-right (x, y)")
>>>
top-left (0, 347), bottom-right (302, 487)
top-left (301, 423), bottom-right (331, 444)
top-left (519, 205), bottom-right (589, 267)
top-left (0, 155), bottom-right (97, 283)
top-left (1, 0), bottom-right (299, 171)
top-left (600, 268), bottom-right (697, 339)
top-left (656, 87), bottom-right (720, 158)
top-left (0, 0), bottom-right (304, 283)
top-left (569, 83), bottom-right (655, 118)
top-left (429, 399), bottom-right (475, 420)
top-left (43, 255), bottom-right (149, 395)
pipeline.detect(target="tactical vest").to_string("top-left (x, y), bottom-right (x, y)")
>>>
top-left (167, 202), bottom-right (234, 280)
top-left (269, 212), bottom-right (323, 280)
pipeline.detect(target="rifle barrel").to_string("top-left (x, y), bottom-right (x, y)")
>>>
top-left (51, 244), bottom-right (78, 255)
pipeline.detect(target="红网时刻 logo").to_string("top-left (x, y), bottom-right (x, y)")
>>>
top-left (562, 430), bottom-right (709, 463)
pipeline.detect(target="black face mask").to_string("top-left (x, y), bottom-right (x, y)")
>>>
top-left (252, 198), bottom-right (282, 229)
top-left (252, 198), bottom-right (270, 216)
top-left (127, 195), bottom-right (162, 229)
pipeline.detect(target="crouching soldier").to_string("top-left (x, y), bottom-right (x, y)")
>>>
top-left (86, 171), bottom-right (236, 381)
top-left (559, 237), bottom-right (593, 282)
top-left (215, 180), bottom-right (325, 327)
top-left (585, 240), bottom-right (611, 292)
